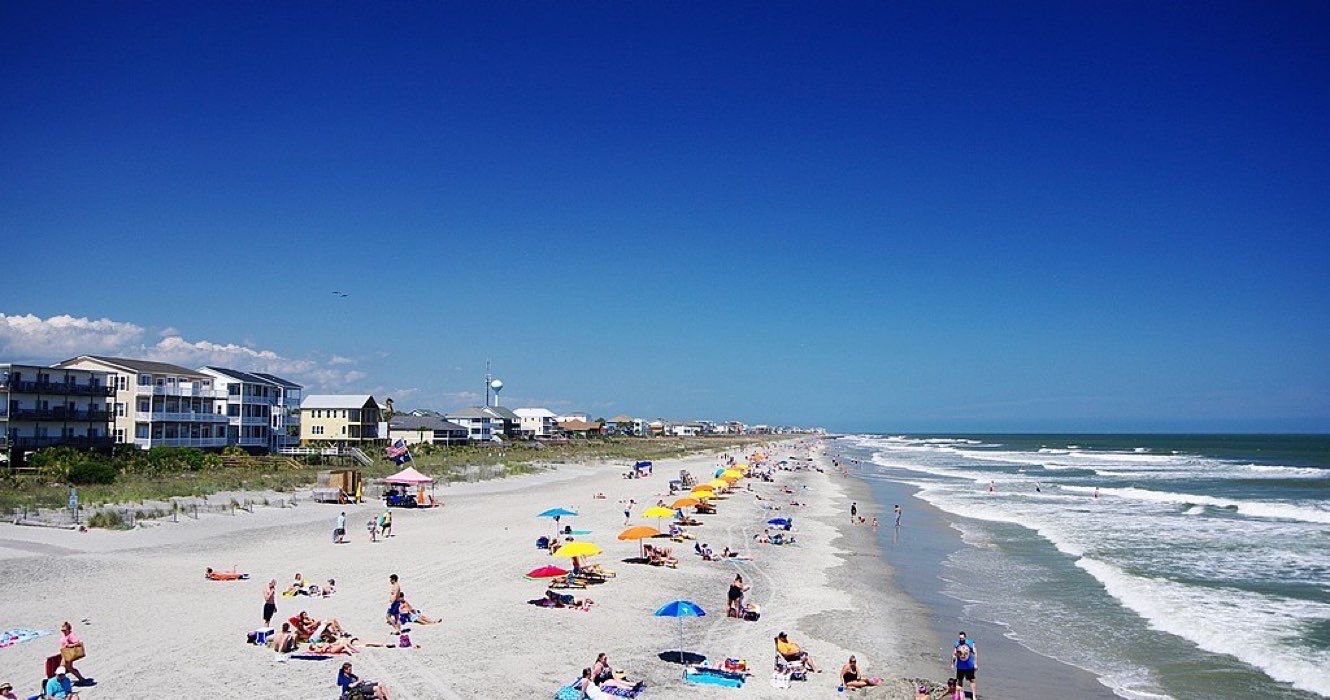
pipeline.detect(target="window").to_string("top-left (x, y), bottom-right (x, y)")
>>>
top-left (138, 400), bottom-right (149, 413)
top-left (139, 374), bottom-right (151, 386)
top-left (311, 425), bottom-right (324, 435)
top-left (228, 384), bottom-right (240, 396)
top-left (115, 428), bottom-right (125, 443)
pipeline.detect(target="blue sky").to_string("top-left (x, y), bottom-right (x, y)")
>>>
top-left (1, 2), bottom-right (1327, 432)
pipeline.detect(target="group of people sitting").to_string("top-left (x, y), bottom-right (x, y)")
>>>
top-left (283, 572), bottom-right (335, 597)
top-left (696, 542), bottom-right (749, 561)
top-left (753, 530), bottom-right (796, 545)
top-left (563, 652), bottom-right (644, 699)
top-left (536, 589), bottom-right (596, 611)
top-left (641, 543), bottom-right (678, 567)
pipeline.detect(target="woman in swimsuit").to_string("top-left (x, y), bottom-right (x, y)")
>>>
top-left (840, 656), bottom-right (878, 689)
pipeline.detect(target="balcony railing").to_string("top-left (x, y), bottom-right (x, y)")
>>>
top-left (1, 380), bottom-right (115, 397)
top-left (4, 409), bottom-right (112, 422)
top-left (132, 436), bottom-right (228, 449)
top-left (134, 384), bottom-right (227, 398)
top-left (135, 411), bottom-right (229, 423)
top-left (6, 435), bottom-right (115, 450)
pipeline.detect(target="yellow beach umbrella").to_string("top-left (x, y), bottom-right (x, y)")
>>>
top-left (734, 463), bottom-right (748, 472)
top-left (722, 469), bottom-right (743, 479)
top-left (690, 488), bottom-right (714, 499)
top-left (671, 497), bottom-right (700, 509)
top-left (719, 475), bottom-right (738, 484)
top-left (707, 479), bottom-right (729, 490)
top-left (552, 541), bottom-right (602, 559)
top-left (642, 506), bottom-right (675, 519)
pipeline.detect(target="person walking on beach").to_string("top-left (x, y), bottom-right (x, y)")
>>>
top-left (263, 579), bottom-right (277, 627)
top-left (380, 510), bottom-right (392, 538)
top-left (727, 574), bottom-right (749, 618)
top-left (850, 502), bottom-right (857, 523)
top-left (953, 631), bottom-right (977, 698)
top-left (335, 511), bottom-right (347, 544)
top-left (623, 499), bottom-right (634, 525)
top-left (386, 574), bottom-right (402, 634)
top-left (894, 504), bottom-right (902, 527)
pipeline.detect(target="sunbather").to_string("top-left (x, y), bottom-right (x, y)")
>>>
top-left (775, 632), bottom-right (820, 672)
top-left (205, 567), bottom-right (248, 581)
top-left (337, 661), bottom-right (390, 699)
top-left (290, 612), bottom-right (322, 641)
top-left (398, 598), bottom-right (440, 625)
top-left (840, 656), bottom-right (880, 689)
top-left (284, 573), bottom-right (308, 596)
top-left (308, 637), bottom-right (359, 655)
top-left (270, 623), bottom-right (298, 654)
top-left (541, 589), bottom-right (595, 610)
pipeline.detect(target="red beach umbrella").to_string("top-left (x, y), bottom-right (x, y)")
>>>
top-left (526, 565), bottom-right (570, 580)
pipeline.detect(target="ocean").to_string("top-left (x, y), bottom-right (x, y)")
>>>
top-left (835, 434), bottom-right (1330, 700)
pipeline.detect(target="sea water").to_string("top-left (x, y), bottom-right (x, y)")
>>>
top-left (837, 434), bottom-right (1330, 700)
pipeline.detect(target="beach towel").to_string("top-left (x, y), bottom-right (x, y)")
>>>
top-left (290, 653), bottom-right (340, 660)
top-left (0, 628), bottom-right (50, 649)
top-left (598, 681), bottom-right (647, 698)
top-left (554, 682), bottom-right (583, 700)
top-left (686, 668), bottom-right (743, 688)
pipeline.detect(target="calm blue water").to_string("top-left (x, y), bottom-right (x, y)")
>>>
top-left (838, 434), bottom-right (1330, 699)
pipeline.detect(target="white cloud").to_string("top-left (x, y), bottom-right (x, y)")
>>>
top-left (0, 311), bottom-right (371, 393)
top-left (0, 313), bottom-right (145, 358)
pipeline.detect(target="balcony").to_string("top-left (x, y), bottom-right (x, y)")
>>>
top-left (135, 411), bottom-right (229, 423)
top-left (240, 415), bottom-right (270, 426)
top-left (7, 435), bottom-right (114, 450)
top-left (5, 408), bottom-right (113, 422)
top-left (134, 384), bottom-right (227, 398)
top-left (132, 436), bottom-right (228, 449)
top-left (1, 380), bottom-right (115, 397)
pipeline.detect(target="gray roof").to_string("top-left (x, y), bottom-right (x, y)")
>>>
top-left (444, 406), bottom-right (494, 419)
top-left (65, 355), bottom-right (210, 379)
top-left (484, 405), bottom-right (519, 421)
top-left (302, 394), bottom-right (378, 410)
top-left (204, 366), bottom-right (275, 386)
top-left (252, 372), bottom-right (301, 389)
top-left (389, 415), bottom-right (468, 432)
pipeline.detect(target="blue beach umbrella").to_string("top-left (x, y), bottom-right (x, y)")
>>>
top-left (655, 599), bottom-right (707, 675)
top-left (538, 507), bottom-right (578, 519)
top-left (767, 517), bottom-right (791, 529)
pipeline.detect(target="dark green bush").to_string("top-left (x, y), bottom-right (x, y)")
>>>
top-left (68, 459), bottom-right (117, 484)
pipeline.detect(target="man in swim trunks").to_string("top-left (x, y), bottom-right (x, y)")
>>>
top-left (263, 579), bottom-right (277, 626)
top-left (953, 631), bottom-right (977, 698)
top-left (387, 574), bottom-right (402, 634)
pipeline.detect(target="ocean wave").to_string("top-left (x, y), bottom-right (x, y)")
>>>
top-left (1060, 486), bottom-right (1330, 524)
top-left (1076, 557), bottom-right (1330, 695)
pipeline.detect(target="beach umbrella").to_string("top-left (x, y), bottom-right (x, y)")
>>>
top-left (767, 517), bottom-right (791, 529)
top-left (552, 542), bottom-right (602, 559)
top-left (525, 565), bottom-right (569, 580)
top-left (690, 490), bottom-right (714, 501)
top-left (642, 506), bottom-right (674, 529)
top-left (618, 525), bottom-right (661, 558)
top-left (670, 497), bottom-right (700, 509)
top-left (714, 468), bottom-right (725, 478)
top-left (707, 479), bottom-right (729, 490)
top-left (537, 507), bottom-right (578, 519)
top-left (722, 469), bottom-right (743, 479)
top-left (654, 599), bottom-right (707, 676)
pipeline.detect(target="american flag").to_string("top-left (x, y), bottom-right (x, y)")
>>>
top-left (386, 439), bottom-right (410, 463)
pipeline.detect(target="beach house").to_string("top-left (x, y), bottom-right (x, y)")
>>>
top-left (56, 356), bottom-right (228, 449)
top-left (197, 367), bottom-right (302, 452)
top-left (514, 407), bottom-right (559, 439)
top-left (1, 363), bottom-right (114, 470)
top-left (445, 406), bottom-right (502, 442)
top-left (387, 414), bottom-right (469, 445)
top-left (253, 372), bottom-right (303, 449)
top-left (299, 395), bottom-right (382, 446)
top-left (557, 418), bottom-right (603, 438)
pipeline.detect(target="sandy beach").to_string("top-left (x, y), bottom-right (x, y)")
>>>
top-left (0, 439), bottom-right (949, 699)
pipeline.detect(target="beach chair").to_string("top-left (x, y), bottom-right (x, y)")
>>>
top-left (549, 573), bottom-right (588, 589)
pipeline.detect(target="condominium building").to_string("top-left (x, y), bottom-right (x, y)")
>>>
top-left (56, 356), bottom-right (228, 449)
top-left (253, 372), bottom-right (302, 450)
top-left (444, 406), bottom-right (502, 442)
top-left (1, 363), bottom-right (114, 469)
top-left (514, 407), bottom-right (559, 439)
top-left (299, 395), bottom-right (382, 446)
top-left (198, 367), bottom-right (302, 452)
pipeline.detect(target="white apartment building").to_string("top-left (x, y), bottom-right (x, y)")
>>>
top-left (444, 406), bottom-right (501, 442)
top-left (514, 407), bottom-right (558, 438)
top-left (56, 356), bottom-right (228, 449)
top-left (198, 367), bottom-right (302, 451)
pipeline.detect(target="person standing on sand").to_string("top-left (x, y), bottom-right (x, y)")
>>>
top-left (386, 574), bottom-right (402, 634)
top-left (894, 504), bottom-right (902, 527)
top-left (954, 631), bottom-right (977, 698)
top-left (850, 502), bottom-right (857, 522)
top-left (335, 511), bottom-right (346, 544)
top-left (380, 510), bottom-right (392, 538)
top-left (263, 579), bottom-right (277, 627)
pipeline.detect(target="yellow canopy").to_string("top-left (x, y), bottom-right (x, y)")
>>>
top-left (617, 526), bottom-right (660, 540)
top-left (718, 475), bottom-right (738, 483)
top-left (707, 479), bottom-right (729, 490)
top-left (552, 542), bottom-right (602, 558)
top-left (670, 497), bottom-right (701, 508)
top-left (722, 469), bottom-right (743, 479)
top-left (690, 487), bottom-right (714, 498)
top-left (642, 506), bottom-right (675, 519)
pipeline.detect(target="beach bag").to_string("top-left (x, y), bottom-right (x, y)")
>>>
top-left (61, 642), bottom-right (85, 662)
top-left (398, 632), bottom-right (411, 648)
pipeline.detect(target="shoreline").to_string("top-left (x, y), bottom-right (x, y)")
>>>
top-left (829, 442), bottom-right (1121, 699)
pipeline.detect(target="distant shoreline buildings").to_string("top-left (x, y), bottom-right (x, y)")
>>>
top-left (2, 355), bottom-right (820, 470)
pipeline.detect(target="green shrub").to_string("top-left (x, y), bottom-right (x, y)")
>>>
top-left (68, 460), bottom-right (117, 484)
top-left (87, 510), bottom-right (124, 528)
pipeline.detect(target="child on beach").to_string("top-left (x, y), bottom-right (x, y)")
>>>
top-left (367, 517), bottom-right (380, 542)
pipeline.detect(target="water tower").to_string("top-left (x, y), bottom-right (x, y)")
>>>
top-left (489, 378), bottom-right (504, 406)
